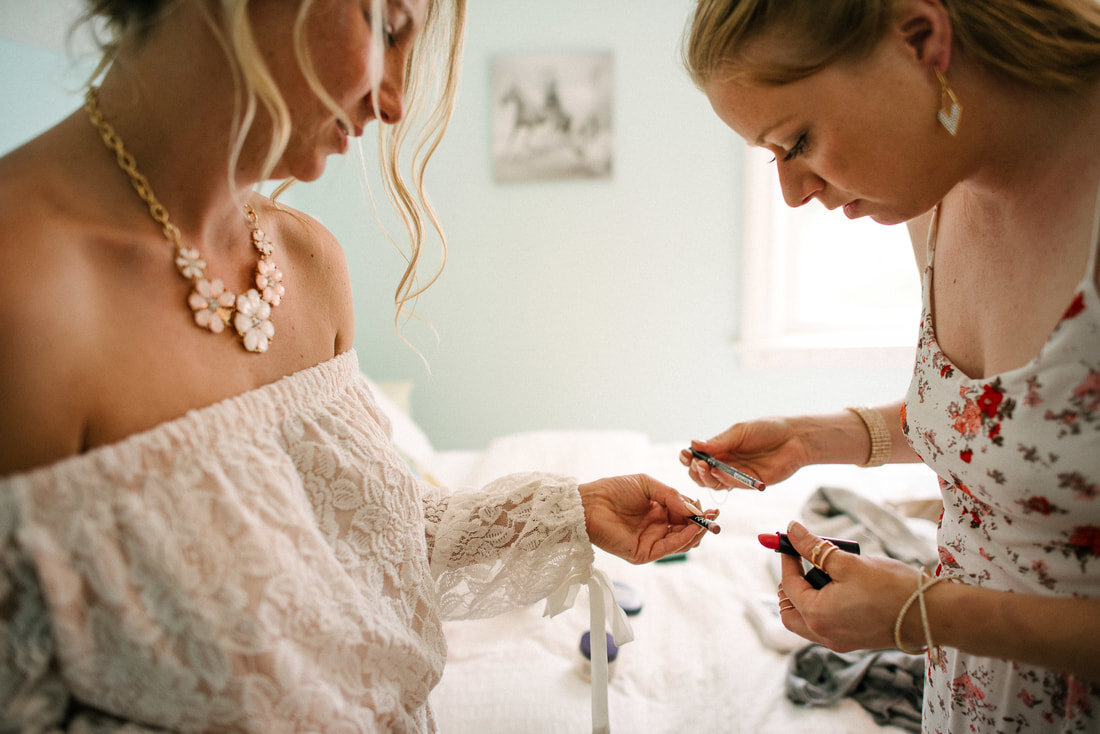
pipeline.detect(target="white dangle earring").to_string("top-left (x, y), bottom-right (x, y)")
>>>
top-left (935, 68), bottom-right (962, 136)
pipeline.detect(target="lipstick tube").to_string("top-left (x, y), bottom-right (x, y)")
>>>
top-left (758, 532), bottom-right (861, 589)
top-left (758, 532), bottom-right (860, 556)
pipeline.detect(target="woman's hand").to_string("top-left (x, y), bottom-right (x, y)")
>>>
top-left (680, 417), bottom-right (810, 489)
top-left (776, 521), bottom-right (921, 652)
top-left (578, 474), bottom-right (719, 564)
top-left (778, 525), bottom-right (1100, 682)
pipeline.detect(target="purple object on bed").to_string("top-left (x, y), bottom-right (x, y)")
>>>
top-left (580, 631), bottom-right (619, 662)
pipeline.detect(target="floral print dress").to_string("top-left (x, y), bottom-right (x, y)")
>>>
top-left (902, 191), bottom-right (1100, 733)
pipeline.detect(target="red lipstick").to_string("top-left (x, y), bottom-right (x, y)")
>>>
top-left (758, 532), bottom-right (861, 589)
top-left (758, 532), bottom-right (860, 555)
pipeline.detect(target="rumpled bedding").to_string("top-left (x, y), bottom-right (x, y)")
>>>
top-left (426, 430), bottom-right (941, 733)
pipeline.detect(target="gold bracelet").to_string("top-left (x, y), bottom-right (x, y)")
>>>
top-left (846, 406), bottom-right (891, 467)
top-left (894, 571), bottom-right (958, 664)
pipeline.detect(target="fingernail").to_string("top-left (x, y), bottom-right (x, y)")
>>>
top-left (680, 495), bottom-right (703, 514)
top-left (787, 520), bottom-right (804, 535)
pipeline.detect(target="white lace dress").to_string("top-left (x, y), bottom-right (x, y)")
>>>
top-left (0, 350), bottom-right (595, 733)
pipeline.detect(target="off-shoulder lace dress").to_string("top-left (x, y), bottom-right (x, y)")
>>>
top-left (0, 350), bottom-right (594, 732)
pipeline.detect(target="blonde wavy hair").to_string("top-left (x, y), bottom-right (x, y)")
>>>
top-left (682, 0), bottom-right (1100, 90)
top-left (81, 0), bottom-right (466, 330)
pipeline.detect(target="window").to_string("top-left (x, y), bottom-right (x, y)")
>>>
top-left (737, 147), bottom-right (921, 368)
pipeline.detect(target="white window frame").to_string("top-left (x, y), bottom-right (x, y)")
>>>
top-left (736, 148), bottom-right (920, 369)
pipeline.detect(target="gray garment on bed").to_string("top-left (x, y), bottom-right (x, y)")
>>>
top-left (764, 485), bottom-right (940, 586)
top-left (783, 486), bottom-right (935, 732)
top-left (802, 486), bottom-right (940, 570)
top-left (786, 646), bottom-right (924, 732)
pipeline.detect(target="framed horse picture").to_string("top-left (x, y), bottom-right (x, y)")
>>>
top-left (491, 51), bottom-right (613, 182)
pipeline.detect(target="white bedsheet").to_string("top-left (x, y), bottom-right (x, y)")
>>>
top-left (425, 429), bottom-right (940, 734)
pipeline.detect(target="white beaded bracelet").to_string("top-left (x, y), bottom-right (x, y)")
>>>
top-left (846, 406), bottom-right (891, 467)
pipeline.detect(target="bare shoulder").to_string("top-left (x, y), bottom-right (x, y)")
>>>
top-left (0, 136), bottom-right (104, 475)
top-left (256, 196), bottom-right (356, 352)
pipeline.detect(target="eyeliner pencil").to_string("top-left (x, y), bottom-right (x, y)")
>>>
top-left (690, 448), bottom-right (766, 491)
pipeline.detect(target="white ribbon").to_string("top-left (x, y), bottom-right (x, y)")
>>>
top-left (543, 566), bottom-right (634, 734)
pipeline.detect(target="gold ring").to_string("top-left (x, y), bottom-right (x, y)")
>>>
top-left (809, 539), bottom-right (828, 567)
top-left (810, 539), bottom-right (837, 571)
top-left (778, 601), bottom-right (796, 613)
top-left (816, 544), bottom-right (838, 572)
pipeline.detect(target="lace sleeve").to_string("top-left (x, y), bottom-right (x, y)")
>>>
top-left (422, 472), bottom-right (595, 620)
top-left (0, 495), bottom-right (69, 733)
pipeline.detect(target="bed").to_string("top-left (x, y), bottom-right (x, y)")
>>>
top-left (369, 378), bottom-right (942, 734)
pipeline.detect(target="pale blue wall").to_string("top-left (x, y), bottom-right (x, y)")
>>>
top-left (0, 38), bottom-right (91, 152)
top-left (0, 2), bottom-right (913, 450)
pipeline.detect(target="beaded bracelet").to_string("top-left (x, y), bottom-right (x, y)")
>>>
top-left (894, 570), bottom-right (959, 664)
top-left (846, 406), bottom-right (891, 467)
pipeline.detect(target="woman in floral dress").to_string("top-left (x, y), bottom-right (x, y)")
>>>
top-left (679, 0), bottom-right (1100, 731)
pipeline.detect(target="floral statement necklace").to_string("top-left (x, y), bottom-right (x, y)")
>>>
top-left (84, 87), bottom-right (285, 353)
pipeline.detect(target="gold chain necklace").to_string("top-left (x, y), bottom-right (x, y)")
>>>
top-left (83, 87), bottom-right (285, 353)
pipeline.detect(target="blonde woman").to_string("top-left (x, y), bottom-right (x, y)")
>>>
top-left (0, 1), bottom-right (716, 730)
top-left (680, 0), bottom-right (1100, 730)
